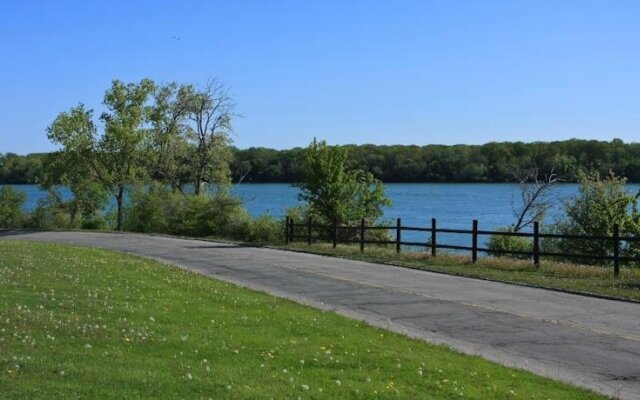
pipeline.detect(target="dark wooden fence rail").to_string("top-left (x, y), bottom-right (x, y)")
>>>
top-left (284, 217), bottom-right (640, 278)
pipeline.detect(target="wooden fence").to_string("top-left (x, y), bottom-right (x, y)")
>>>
top-left (284, 217), bottom-right (640, 277)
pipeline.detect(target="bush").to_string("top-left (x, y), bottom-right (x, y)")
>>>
top-left (123, 185), bottom-right (253, 240)
top-left (248, 214), bottom-right (283, 244)
top-left (26, 201), bottom-right (74, 230)
top-left (0, 186), bottom-right (27, 228)
top-left (81, 217), bottom-right (107, 230)
top-left (487, 227), bottom-right (532, 260)
top-left (180, 194), bottom-right (252, 239)
top-left (552, 172), bottom-right (640, 263)
top-left (124, 184), bottom-right (180, 233)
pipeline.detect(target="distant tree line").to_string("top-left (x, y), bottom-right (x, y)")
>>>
top-left (234, 139), bottom-right (640, 183)
top-left (0, 153), bottom-right (46, 184)
top-left (3, 139), bottom-right (640, 185)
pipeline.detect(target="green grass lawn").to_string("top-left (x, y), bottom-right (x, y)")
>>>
top-left (0, 241), bottom-right (604, 399)
top-left (283, 242), bottom-right (640, 302)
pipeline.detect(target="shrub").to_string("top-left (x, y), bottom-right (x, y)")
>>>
top-left (124, 184), bottom-right (180, 234)
top-left (81, 217), bottom-right (107, 230)
top-left (176, 194), bottom-right (251, 239)
top-left (124, 186), bottom-right (253, 240)
top-left (487, 227), bottom-right (532, 260)
top-left (26, 198), bottom-right (76, 230)
top-left (248, 214), bottom-right (283, 244)
top-left (0, 186), bottom-right (26, 228)
top-left (552, 172), bottom-right (640, 263)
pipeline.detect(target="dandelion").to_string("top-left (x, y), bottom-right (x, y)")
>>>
top-left (84, 344), bottom-right (92, 349)
top-left (335, 380), bottom-right (341, 386)
top-left (301, 384), bottom-right (309, 390)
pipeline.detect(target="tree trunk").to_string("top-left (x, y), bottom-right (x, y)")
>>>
top-left (116, 189), bottom-right (124, 231)
top-left (194, 172), bottom-right (202, 195)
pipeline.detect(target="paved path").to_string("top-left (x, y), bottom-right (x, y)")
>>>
top-left (4, 231), bottom-right (640, 399)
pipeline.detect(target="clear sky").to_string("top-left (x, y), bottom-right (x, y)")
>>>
top-left (1, 0), bottom-right (639, 154)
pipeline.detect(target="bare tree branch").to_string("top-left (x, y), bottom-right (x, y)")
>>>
top-left (511, 167), bottom-right (562, 231)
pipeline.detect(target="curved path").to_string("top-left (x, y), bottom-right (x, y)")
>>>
top-left (3, 231), bottom-right (640, 399)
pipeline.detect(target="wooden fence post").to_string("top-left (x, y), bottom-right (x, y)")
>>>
top-left (285, 217), bottom-right (290, 244)
top-left (431, 218), bottom-right (437, 257)
top-left (332, 218), bottom-right (338, 248)
top-left (533, 221), bottom-right (540, 266)
top-left (360, 218), bottom-right (365, 253)
top-left (613, 223), bottom-right (620, 278)
top-left (472, 219), bottom-right (478, 262)
top-left (307, 217), bottom-right (312, 246)
top-left (289, 217), bottom-right (294, 243)
top-left (396, 218), bottom-right (402, 253)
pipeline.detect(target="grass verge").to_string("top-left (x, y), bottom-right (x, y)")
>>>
top-left (0, 240), bottom-right (603, 399)
top-left (281, 242), bottom-right (640, 302)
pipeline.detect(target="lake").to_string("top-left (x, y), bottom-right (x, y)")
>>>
top-left (5, 183), bottom-right (640, 247)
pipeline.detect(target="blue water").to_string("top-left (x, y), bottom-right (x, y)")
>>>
top-left (5, 183), bottom-right (640, 248)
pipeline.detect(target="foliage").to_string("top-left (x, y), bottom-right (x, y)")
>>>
top-left (146, 81), bottom-right (235, 194)
top-left (9, 139), bottom-right (640, 185)
top-left (0, 186), bottom-right (26, 228)
top-left (47, 80), bottom-right (156, 230)
top-left (297, 139), bottom-right (391, 225)
top-left (552, 172), bottom-right (640, 262)
top-left (487, 227), bottom-right (532, 260)
top-left (123, 185), bottom-right (277, 242)
top-left (225, 139), bottom-right (640, 184)
top-left (247, 214), bottom-right (283, 243)
top-left (180, 81), bottom-right (236, 195)
top-left (39, 152), bottom-right (108, 224)
top-left (25, 195), bottom-right (76, 230)
top-left (0, 153), bottom-right (44, 184)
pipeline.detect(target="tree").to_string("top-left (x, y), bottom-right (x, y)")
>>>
top-left (182, 81), bottom-right (236, 195)
top-left (47, 79), bottom-right (155, 230)
top-left (297, 139), bottom-right (391, 225)
top-left (147, 82), bottom-right (193, 192)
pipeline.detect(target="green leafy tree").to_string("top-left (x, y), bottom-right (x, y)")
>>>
top-left (181, 81), bottom-right (236, 195)
top-left (0, 186), bottom-right (27, 228)
top-left (147, 82), bottom-right (193, 192)
top-left (297, 139), bottom-right (391, 225)
top-left (553, 172), bottom-right (640, 261)
top-left (47, 79), bottom-right (155, 230)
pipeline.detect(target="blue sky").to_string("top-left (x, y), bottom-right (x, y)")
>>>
top-left (1, 0), bottom-right (639, 154)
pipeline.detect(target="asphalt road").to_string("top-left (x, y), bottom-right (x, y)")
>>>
top-left (3, 231), bottom-right (640, 399)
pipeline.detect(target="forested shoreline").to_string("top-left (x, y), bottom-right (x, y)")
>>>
top-left (3, 138), bottom-right (640, 184)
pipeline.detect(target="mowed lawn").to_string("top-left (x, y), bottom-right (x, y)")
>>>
top-left (0, 241), bottom-right (603, 399)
